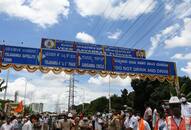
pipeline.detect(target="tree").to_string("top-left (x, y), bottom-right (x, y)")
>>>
top-left (87, 96), bottom-right (109, 113)
top-left (179, 76), bottom-right (191, 101)
top-left (131, 78), bottom-right (173, 114)
top-left (121, 89), bottom-right (128, 104)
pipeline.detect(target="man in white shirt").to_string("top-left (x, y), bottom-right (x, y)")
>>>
top-left (144, 103), bottom-right (152, 129)
top-left (1, 118), bottom-right (14, 130)
top-left (180, 94), bottom-right (191, 117)
top-left (124, 109), bottom-right (135, 129)
top-left (22, 115), bottom-right (37, 130)
top-left (129, 112), bottom-right (151, 130)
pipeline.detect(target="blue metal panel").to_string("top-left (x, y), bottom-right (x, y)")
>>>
top-left (106, 56), bottom-right (176, 76)
top-left (41, 38), bottom-right (145, 58)
top-left (2, 45), bottom-right (40, 66)
top-left (41, 49), bottom-right (77, 68)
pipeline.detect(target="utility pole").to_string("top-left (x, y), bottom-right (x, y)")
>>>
top-left (67, 74), bottom-right (78, 112)
top-left (55, 96), bottom-right (61, 113)
top-left (14, 91), bottom-right (18, 102)
top-left (71, 75), bottom-right (75, 109)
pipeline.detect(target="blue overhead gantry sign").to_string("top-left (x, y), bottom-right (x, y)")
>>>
top-left (0, 43), bottom-right (176, 77)
top-left (41, 38), bottom-right (146, 59)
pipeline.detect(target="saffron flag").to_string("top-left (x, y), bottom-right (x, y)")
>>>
top-left (14, 101), bottom-right (23, 113)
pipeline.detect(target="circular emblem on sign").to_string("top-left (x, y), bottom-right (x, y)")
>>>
top-left (44, 40), bottom-right (55, 49)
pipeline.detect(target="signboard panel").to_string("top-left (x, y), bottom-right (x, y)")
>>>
top-left (41, 49), bottom-right (76, 68)
top-left (41, 38), bottom-right (145, 58)
top-left (106, 56), bottom-right (176, 76)
top-left (2, 45), bottom-right (40, 66)
top-left (41, 50), bottom-right (106, 70)
top-left (77, 53), bottom-right (105, 71)
top-left (76, 42), bottom-right (103, 55)
top-left (104, 46), bottom-right (145, 58)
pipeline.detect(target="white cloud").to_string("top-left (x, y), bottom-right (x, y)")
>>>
top-left (76, 32), bottom-right (96, 43)
top-left (75, 0), bottom-right (156, 20)
top-left (174, 1), bottom-right (191, 19)
top-left (107, 29), bottom-right (122, 40)
top-left (165, 18), bottom-right (191, 48)
top-left (147, 24), bottom-right (180, 57)
top-left (164, 0), bottom-right (191, 19)
top-left (88, 75), bottom-right (131, 88)
top-left (181, 62), bottom-right (191, 77)
top-left (171, 53), bottom-right (191, 60)
top-left (0, 0), bottom-right (70, 27)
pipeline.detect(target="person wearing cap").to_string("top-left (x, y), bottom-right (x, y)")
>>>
top-left (68, 113), bottom-right (76, 130)
top-left (163, 96), bottom-right (190, 130)
top-left (181, 94), bottom-right (191, 118)
top-left (124, 108), bottom-right (135, 129)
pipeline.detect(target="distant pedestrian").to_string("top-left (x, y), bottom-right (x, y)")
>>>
top-left (1, 118), bottom-right (14, 130)
top-left (22, 115), bottom-right (37, 130)
top-left (53, 118), bottom-right (61, 130)
top-left (144, 103), bottom-right (152, 130)
top-left (60, 114), bottom-right (72, 130)
top-left (79, 117), bottom-right (92, 130)
top-left (180, 94), bottom-right (191, 118)
top-left (130, 112), bottom-right (151, 130)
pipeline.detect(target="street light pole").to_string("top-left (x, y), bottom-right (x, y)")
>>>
top-left (108, 76), bottom-right (111, 113)
top-left (24, 79), bottom-right (27, 105)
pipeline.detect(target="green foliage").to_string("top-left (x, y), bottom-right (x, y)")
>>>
top-left (131, 78), bottom-right (174, 113)
top-left (179, 76), bottom-right (191, 101)
top-left (83, 96), bottom-right (109, 114)
top-left (75, 77), bottom-right (191, 114)
top-left (75, 89), bottom-right (134, 114)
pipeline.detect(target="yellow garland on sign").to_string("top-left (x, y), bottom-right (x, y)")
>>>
top-left (12, 64), bottom-right (24, 71)
top-left (26, 65), bottom-right (38, 73)
top-left (87, 70), bottom-right (97, 76)
top-left (64, 69), bottom-right (74, 74)
top-left (76, 69), bottom-right (86, 75)
top-left (1, 64), bottom-right (12, 69)
top-left (99, 71), bottom-right (108, 77)
top-left (52, 68), bottom-right (62, 74)
top-left (119, 73), bottom-right (128, 79)
top-left (109, 72), bottom-right (118, 78)
top-left (39, 66), bottom-right (50, 73)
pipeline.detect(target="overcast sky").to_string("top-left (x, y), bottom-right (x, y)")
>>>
top-left (0, 0), bottom-right (191, 112)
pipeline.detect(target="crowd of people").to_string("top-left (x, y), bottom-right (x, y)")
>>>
top-left (0, 94), bottom-right (191, 130)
